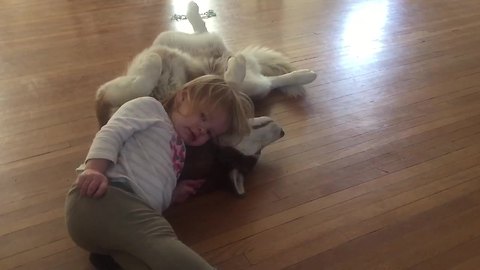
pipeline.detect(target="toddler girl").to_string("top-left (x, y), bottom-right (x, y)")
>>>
top-left (65, 74), bottom-right (253, 269)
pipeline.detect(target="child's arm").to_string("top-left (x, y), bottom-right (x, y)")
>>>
top-left (80, 97), bottom-right (166, 198)
top-left (171, 179), bottom-right (205, 204)
top-left (85, 158), bottom-right (110, 173)
top-left (87, 97), bottom-right (166, 166)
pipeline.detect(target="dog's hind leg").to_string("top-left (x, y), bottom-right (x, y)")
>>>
top-left (95, 51), bottom-right (163, 126)
top-left (225, 53), bottom-right (314, 99)
top-left (187, 1), bottom-right (208, 33)
top-left (269, 69), bottom-right (317, 87)
top-left (237, 46), bottom-right (317, 97)
top-left (236, 70), bottom-right (317, 99)
top-left (266, 70), bottom-right (317, 96)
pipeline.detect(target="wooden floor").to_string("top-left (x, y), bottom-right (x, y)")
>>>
top-left (2, 0), bottom-right (480, 269)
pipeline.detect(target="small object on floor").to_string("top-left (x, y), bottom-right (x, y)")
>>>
top-left (171, 9), bottom-right (216, 21)
top-left (89, 253), bottom-right (121, 270)
top-left (203, 10), bottom-right (216, 18)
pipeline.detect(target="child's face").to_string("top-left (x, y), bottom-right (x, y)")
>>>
top-left (171, 92), bottom-right (230, 146)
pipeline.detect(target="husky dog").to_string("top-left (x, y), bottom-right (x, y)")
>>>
top-left (95, 1), bottom-right (317, 126)
top-left (91, 1), bottom-right (316, 195)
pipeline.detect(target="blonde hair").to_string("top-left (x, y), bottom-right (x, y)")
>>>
top-left (163, 75), bottom-right (254, 138)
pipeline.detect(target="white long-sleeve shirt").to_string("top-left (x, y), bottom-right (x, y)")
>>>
top-left (86, 97), bottom-right (185, 212)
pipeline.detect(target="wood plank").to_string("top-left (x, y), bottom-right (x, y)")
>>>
top-left (3, 0), bottom-right (480, 269)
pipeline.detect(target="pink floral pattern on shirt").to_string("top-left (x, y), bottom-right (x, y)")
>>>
top-left (170, 134), bottom-right (186, 179)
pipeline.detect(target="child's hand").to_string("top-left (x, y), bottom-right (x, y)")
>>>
top-left (172, 179), bottom-right (205, 204)
top-left (76, 169), bottom-right (109, 198)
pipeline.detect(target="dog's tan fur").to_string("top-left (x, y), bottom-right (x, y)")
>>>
top-left (95, 1), bottom-right (317, 127)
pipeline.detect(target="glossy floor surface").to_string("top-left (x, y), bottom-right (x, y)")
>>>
top-left (2, 0), bottom-right (480, 269)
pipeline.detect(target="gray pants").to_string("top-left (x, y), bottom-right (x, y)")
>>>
top-left (65, 185), bottom-right (215, 270)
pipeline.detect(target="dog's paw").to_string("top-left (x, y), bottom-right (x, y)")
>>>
top-left (186, 1), bottom-right (208, 33)
top-left (225, 55), bottom-right (247, 85)
top-left (187, 1), bottom-right (200, 16)
top-left (129, 51), bottom-right (163, 78)
top-left (143, 52), bottom-right (163, 73)
top-left (280, 85), bottom-right (306, 97)
top-left (291, 69), bottom-right (317, 85)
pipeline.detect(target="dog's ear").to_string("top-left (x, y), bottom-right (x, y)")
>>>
top-left (224, 54), bottom-right (246, 86)
top-left (229, 169), bottom-right (246, 196)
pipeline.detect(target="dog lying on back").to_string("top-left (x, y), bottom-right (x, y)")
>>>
top-left (95, 1), bottom-right (316, 126)
top-left (92, 1), bottom-right (316, 195)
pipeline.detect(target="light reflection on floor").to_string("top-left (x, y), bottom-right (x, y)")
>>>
top-left (341, 0), bottom-right (389, 66)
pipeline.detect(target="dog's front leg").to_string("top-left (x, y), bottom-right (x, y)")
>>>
top-left (95, 52), bottom-right (163, 126)
top-left (224, 55), bottom-right (247, 86)
top-left (187, 1), bottom-right (208, 33)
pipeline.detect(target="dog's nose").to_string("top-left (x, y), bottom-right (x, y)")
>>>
top-left (280, 129), bottom-right (285, 137)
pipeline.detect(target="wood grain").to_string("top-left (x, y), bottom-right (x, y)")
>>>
top-left (2, 0), bottom-right (480, 269)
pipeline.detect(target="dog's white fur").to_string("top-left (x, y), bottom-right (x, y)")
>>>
top-left (224, 116), bottom-right (285, 195)
top-left (89, 2), bottom-right (304, 195)
top-left (220, 116), bottom-right (284, 155)
top-left (95, 1), bottom-right (317, 126)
